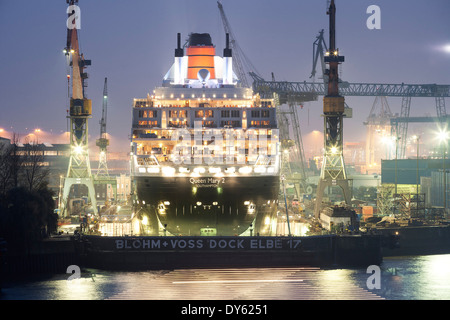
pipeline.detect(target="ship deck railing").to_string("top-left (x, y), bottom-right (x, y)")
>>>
top-left (135, 154), bottom-right (278, 167)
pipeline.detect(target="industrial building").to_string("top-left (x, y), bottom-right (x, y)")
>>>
top-left (381, 158), bottom-right (450, 213)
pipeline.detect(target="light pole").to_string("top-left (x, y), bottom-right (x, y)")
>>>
top-left (281, 175), bottom-right (291, 237)
top-left (394, 136), bottom-right (400, 196)
top-left (437, 129), bottom-right (449, 218)
top-left (442, 141), bottom-right (447, 219)
top-left (413, 135), bottom-right (420, 196)
top-left (413, 135), bottom-right (420, 218)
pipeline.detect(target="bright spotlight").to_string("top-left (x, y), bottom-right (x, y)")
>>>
top-left (73, 145), bottom-right (83, 154)
top-left (437, 130), bottom-right (449, 143)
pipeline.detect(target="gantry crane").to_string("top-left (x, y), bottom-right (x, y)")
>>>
top-left (217, 0), bottom-right (261, 88)
top-left (96, 78), bottom-right (110, 177)
top-left (364, 96), bottom-right (393, 166)
top-left (61, 0), bottom-right (97, 217)
top-left (275, 77), bottom-right (308, 198)
top-left (252, 25), bottom-right (450, 159)
top-left (251, 0), bottom-right (448, 159)
top-left (94, 78), bottom-right (117, 204)
top-left (217, 1), bottom-right (310, 194)
top-left (310, 29), bottom-right (328, 84)
top-left (252, 78), bottom-right (449, 160)
top-left (314, 0), bottom-right (351, 217)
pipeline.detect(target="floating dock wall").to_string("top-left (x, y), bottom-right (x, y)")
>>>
top-left (78, 235), bottom-right (383, 270)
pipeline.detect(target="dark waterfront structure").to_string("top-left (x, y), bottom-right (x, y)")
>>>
top-left (381, 159), bottom-right (450, 185)
top-left (381, 159), bottom-right (450, 208)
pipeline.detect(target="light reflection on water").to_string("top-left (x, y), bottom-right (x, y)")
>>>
top-left (370, 254), bottom-right (450, 300)
top-left (1, 254), bottom-right (450, 300)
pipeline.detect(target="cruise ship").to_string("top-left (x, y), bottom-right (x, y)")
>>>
top-left (130, 33), bottom-right (280, 236)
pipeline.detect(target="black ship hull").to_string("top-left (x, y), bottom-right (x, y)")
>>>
top-left (134, 175), bottom-right (280, 236)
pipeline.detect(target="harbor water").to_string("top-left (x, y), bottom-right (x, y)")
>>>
top-left (1, 254), bottom-right (450, 300)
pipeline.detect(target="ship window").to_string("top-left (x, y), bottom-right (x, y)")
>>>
top-left (261, 101), bottom-right (272, 108)
top-left (261, 110), bottom-right (270, 118)
top-left (169, 110), bottom-right (186, 118)
top-left (202, 121), bottom-right (215, 128)
top-left (221, 110), bottom-right (230, 117)
top-left (138, 121), bottom-right (148, 126)
top-left (135, 100), bottom-right (153, 108)
top-left (138, 110), bottom-right (152, 118)
top-left (148, 110), bottom-right (157, 118)
top-left (251, 110), bottom-right (260, 118)
top-left (231, 110), bottom-right (240, 117)
top-left (151, 147), bottom-right (162, 154)
top-left (169, 110), bottom-right (177, 117)
top-left (250, 120), bottom-right (271, 128)
top-left (169, 121), bottom-right (185, 128)
top-left (195, 110), bottom-right (214, 118)
top-left (220, 120), bottom-right (241, 128)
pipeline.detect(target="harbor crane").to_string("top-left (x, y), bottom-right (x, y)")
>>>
top-left (61, 0), bottom-right (97, 217)
top-left (313, 0), bottom-right (351, 217)
top-left (217, 0), bottom-right (261, 88)
top-left (217, 1), bottom-right (310, 195)
top-left (94, 78), bottom-right (117, 204)
top-left (96, 78), bottom-right (110, 178)
top-left (251, 25), bottom-right (449, 159)
top-left (310, 29), bottom-right (328, 84)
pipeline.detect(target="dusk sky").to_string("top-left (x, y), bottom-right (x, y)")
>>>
top-left (0, 0), bottom-right (449, 153)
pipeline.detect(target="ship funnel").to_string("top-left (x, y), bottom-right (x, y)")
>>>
top-left (173, 32), bottom-right (184, 85)
top-left (224, 33), bottom-right (232, 57)
top-left (175, 33), bottom-right (183, 57)
top-left (223, 33), bottom-right (233, 85)
top-left (186, 33), bottom-right (216, 80)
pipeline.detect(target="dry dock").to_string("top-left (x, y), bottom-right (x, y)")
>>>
top-left (74, 234), bottom-right (383, 270)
